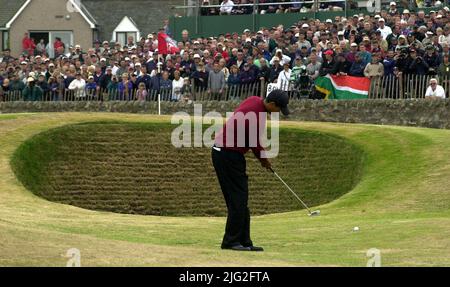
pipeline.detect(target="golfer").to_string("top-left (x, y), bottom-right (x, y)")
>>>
top-left (212, 90), bottom-right (290, 251)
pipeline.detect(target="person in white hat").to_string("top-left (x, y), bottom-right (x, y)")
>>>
top-left (337, 31), bottom-right (348, 45)
top-left (268, 56), bottom-right (282, 82)
top-left (424, 31), bottom-right (434, 42)
top-left (277, 62), bottom-right (292, 91)
top-left (425, 78), bottom-right (446, 99)
top-left (377, 18), bottom-right (392, 40)
top-left (85, 74), bottom-right (97, 98)
top-left (28, 71), bottom-right (36, 80)
top-left (47, 63), bottom-right (55, 76)
top-left (396, 34), bottom-right (409, 51)
top-left (347, 42), bottom-right (359, 63)
top-left (68, 72), bottom-right (86, 98)
top-left (191, 53), bottom-right (201, 69)
top-left (435, 27), bottom-right (447, 46)
top-left (34, 55), bottom-right (42, 64)
top-left (23, 77), bottom-right (43, 101)
top-left (36, 72), bottom-right (49, 91)
top-left (402, 9), bottom-right (410, 21)
top-left (270, 49), bottom-right (291, 66)
top-left (388, 2), bottom-right (398, 16)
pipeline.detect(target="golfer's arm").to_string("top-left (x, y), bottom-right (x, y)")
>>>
top-left (251, 136), bottom-right (265, 160)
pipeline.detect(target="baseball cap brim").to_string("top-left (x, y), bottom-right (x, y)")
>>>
top-left (280, 106), bottom-right (290, 116)
top-left (267, 90), bottom-right (290, 116)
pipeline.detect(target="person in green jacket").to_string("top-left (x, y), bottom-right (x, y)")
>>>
top-left (107, 75), bottom-right (119, 101)
top-left (9, 74), bottom-right (26, 92)
top-left (438, 54), bottom-right (450, 78)
top-left (22, 77), bottom-right (43, 101)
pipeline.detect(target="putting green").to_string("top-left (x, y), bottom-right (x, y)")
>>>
top-left (1, 113), bottom-right (450, 266)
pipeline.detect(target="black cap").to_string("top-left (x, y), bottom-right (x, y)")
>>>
top-left (266, 90), bottom-right (290, 116)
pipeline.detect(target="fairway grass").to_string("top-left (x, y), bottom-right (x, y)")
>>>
top-left (1, 113), bottom-right (450, 266)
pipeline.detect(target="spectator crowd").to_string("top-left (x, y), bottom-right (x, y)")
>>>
top-left (201, 0), bottom-right (346, 16)
top-left (1, 3), bottom-right (449, 102)
top-left (200, 0), bottom-right (450, 15)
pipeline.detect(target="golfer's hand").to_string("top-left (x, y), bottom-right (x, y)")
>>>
top-left (259, 158), bottom-right (272, 170)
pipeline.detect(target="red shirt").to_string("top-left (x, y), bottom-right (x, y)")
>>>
top-left (22, 37), bottom-right (32, 50)
top-left (215, 96), bottom-right (266, 159)
top-left (54, 40), bottom-right (64, 50)
top-left (214, 50), bottom-right (230, 61)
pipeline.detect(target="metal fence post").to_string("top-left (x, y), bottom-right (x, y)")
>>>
top-left (400, 73), bottom-right (404, 99)
top-left (260, 78), bottom-right (266, 98)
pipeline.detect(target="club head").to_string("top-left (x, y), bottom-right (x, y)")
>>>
top-left (308, 210), bottom-right (321, 217)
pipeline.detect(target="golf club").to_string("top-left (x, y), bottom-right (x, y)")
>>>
top-left (269, 167), bottom-right (320, 217)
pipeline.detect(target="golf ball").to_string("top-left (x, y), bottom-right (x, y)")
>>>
top-left (353, 226), bottom-right (360, 232)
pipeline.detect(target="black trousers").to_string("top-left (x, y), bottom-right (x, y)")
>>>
top-left (212, 148), bottom-right (253, 248)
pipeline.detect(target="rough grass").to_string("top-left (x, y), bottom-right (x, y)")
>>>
top-left (1, 113), bottom-right (450, 266)
top-left (10, 122), bottom-right (363, 217)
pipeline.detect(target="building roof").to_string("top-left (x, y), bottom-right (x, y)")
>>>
top-left (0, 0), bottom-right (96, 29)
top-left (83, 0), bottom-right (182, 42)
top-left (0, 0), bottom-right (182, 41)
top-left (0, 0), bottom-right (28, 28)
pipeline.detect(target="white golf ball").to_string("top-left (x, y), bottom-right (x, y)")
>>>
top-left (353, 226), bottom-right (360, 232)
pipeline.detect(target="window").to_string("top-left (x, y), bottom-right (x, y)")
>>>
top-left (116, 32), bottom-right (137, 47)
top-left (2, 31), bottom-right (9, 51)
